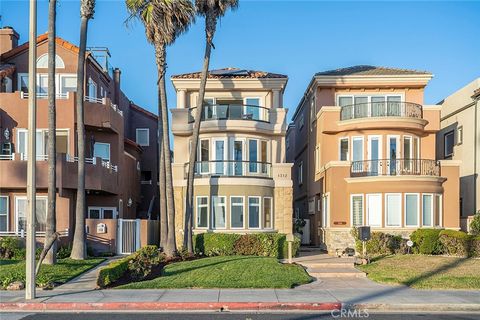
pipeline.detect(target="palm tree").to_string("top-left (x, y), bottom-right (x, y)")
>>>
top-left (184, 0), bottom-right (238, 253)
top-left (71, 0), bottom-right (95, 260)
top-left (126, 0), bottom-right (195, 257)
top-left (39, 0), bottom-right (59, 267)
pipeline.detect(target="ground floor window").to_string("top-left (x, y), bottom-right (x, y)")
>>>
top-left (263, 197), bottom-right (272, 229)
top-left (196, 196), bottom-right (209, 228)
top-left (351, 194), bottom-right (363, 226)
top-left (0, 196), bottom-right (8, 231)
top-left (248, 197), bottom-right (261, 228)
top-left (15, 196), bottom-right (47, 232)
top-left (230, 196), bottom-right (244, 228)
top-left (87, 207), bottom-right (117, 219)
top-left (422, 194), bottom-right (433, 226)
top-left (385, 194), bottom-right (401, 227)
top-left (405, 194), bottom-right (419, 227)
top-left (212, 196), bottom-right (226, 229)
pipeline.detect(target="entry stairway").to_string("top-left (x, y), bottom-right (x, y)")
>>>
top-left (292, 247), bottom-right (366, 278)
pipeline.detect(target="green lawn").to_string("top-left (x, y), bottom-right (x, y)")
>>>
top-left (357, 255), bottom-right (480, 289)
top-left (0, 258), bottom-right (104, 288)
top-left (118, 255), bottom-right (311, 289)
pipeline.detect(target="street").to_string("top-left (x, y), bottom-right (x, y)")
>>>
top-left (1, 313), bottom-right (480, 320)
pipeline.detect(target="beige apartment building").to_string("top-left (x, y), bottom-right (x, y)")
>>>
top-left (170, 68), bottom-right (293, 245)
top-left (287, 66), bottom-right (460, 252)
top-left (436, 78), bottom-right (480, 225)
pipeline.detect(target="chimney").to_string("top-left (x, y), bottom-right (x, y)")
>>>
top-left (0, 27), bottom-right (19, 56)
top-left (114, 68), bottom-right (121, 105)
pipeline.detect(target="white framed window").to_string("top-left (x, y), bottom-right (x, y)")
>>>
top-left (0, 196), bottom-right (8, 232)
top-left (263, 197), bottom-right (273, 229)
top-left (444, 131), bottom-right (454, 158)
top-left (457, 126), bottom-right (463, 145)
top-left (315, 144), bottom-right (321, 173)
top-left (59, 75), bottom-right (77, 95)
top-left (15, 196), bottom-right (47, 233)
top-left (405, 193), bottom-right (420, 227)
top-left (211, 196), bottom-right (226, 229)
top-left (212, 138), bottom-right (227, 175)
top-left (435, 194), bottom-right (443, 227)
top-left (198, 138), bottom-right (210, 174)
top-left (298, 161), bottom-right (303, 185)
top-left (230, 196), bottom-right (244, 229)
top-left (87, 207), bottom-right (117, 219)
top-left (36, 53), bottom-right (65, 69)
top-left (244, 97), bottom-right (263, 121)
top-left (385, 193), bottom-right (402, 227)
top-left (351, 194), bottom-right (364, 227)
top-left (16, 128), bottom-right (69, 157)
top-left (248, 139), bottom-right (259, 173)
top-left (94, 142), bottom-right (110, 161)
top-left (422, 194), bottom-right (433, 227)
top-left (87, 78), bottom-right (97, 99)
top-left (321, 193), bottom-right (330, 228)
top-left (248, 196), bottom-right (261, 229)
top-left (351, 136), bottom-right (364, 162)
top-left (339, 138), bottom-right (349, 161)
top-left (366, 193), bottom-right (382, 227)
top-left (18, 73), bottom-right (29, 93)
top-left (136, 128), bottom-right (150, 146)
top-left (196, 196), bottom-right (209, 228)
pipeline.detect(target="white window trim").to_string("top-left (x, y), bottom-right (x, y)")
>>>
top-left (367, 135), bottom-right (383, 160)
top-left (386, 135), bottom-right (401, 173)
top-left (385, 193), bottom-right (402, 227)
top-left (0, 195), bottom-right (9, 232)
top-left (244, 97), bottom-right (264, 121)
top-left (248, 196), bottom-right (262, 229)
top-left (336, 93), bottom-right (405, 107)
top-left (339, 137), bottom-right (349, 161)
top-left (195, 196), bottom-right (209, 229)
top-left (322, 193), bottom-right (330, 228)
top-left (351, 136), bottom-right (364, 162)
top-left (36, 53), bottom-right (65, 69)
top-left (350, 194), bottom-right (364, 227)
top-left (366, 193), bottom-right (382, 227)
top-left (16, 128), bottom-right (70, 157)
top-left (14, 196), bottom-right (47, 234)
top-left (404, 193), bottom-right (420, 227)
top-left (436, 194), bottom-right (443, 227)
top-left (135, 128), bottom-right (150, 147)
top-left (211, 196), bottom-right (227, 230)
top-left (229, 196), bottom-right (245, 229)
top-left (94, 142), bottom-right (111, 161)
top-left (422, 193), bottom-right (434, 227)
top-left (263, 196), bottom-right (274, 230)
top-left (87, 206), bottom-right (117, 219)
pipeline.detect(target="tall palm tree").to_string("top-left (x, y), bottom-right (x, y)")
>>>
top-left (126, 0), bottom-right (195, 257)
top-left (36, 0), bottom-right (59, 271)
top-left (71, 0), bottom-right (95, 260)
top-left (159, 93), bottom-right (167, 248)
top-left (184, 0), bottom-right (238, 253)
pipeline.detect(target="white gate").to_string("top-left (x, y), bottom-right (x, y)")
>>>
top-left (117, 219), bottom-right (140, 254)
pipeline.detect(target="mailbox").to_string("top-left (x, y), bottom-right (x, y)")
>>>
top-left (96, 223), bottom-right (107, 234)
top-left (358, 226), bottom-right (371, 241)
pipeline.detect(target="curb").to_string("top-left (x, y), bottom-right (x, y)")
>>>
top-left (0, 302), bottom-right (342, 312)
top-left (349, 303), bottom-right (480, 312)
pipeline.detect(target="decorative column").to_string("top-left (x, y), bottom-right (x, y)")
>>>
top-left (177, 89), bottom-right (187, 108)
top-left (272, 89), bottom-right (281, 108)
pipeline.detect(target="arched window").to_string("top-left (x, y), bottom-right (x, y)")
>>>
top-left (36, 54), bottom-right (65, 69)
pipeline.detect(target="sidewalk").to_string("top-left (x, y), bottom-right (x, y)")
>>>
top-left (1, 283), bottom-right (479, 312)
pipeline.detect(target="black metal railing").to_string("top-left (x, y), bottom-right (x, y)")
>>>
top-left (340, 102), bottom-right (423, 121)
top-left (350, 158), bottom-right (440, 177)
top-left (185, 160), bottom-right (272, 178)
top-left (188, 104), bottom-right (270, 123)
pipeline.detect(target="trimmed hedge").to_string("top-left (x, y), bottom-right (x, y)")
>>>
top-left (471, 236), bottom-right (480, 257)
top-left (410, 229), bottom-right (442, 254)
top-left (96, 255), bottom-right (134, 288)
top-left (438, 230), bottom-right (472, 257)
top-left (352, 230), bottom-right (407, 256)
top-left (193, 233), bottom-right (300, 259)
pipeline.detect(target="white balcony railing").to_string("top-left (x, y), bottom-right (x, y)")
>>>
top-left (85, 96), bottom-right (124, 117)
top-left (20, 91), bottom-right (70, 99)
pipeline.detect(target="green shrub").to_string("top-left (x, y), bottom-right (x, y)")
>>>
top-left (97, 255), bottom-right (133, 288)
top-left (438, 230), bottom-right (472, 257)
top-left (470, 211), bottom-right (480, 235)
top-left (0, 237), bottom-right (23, 259)
top-left (410, 229), bottom-right (442, 254)
top-left (352, 230), bottom-right (407, 256)
top-left (471, 236), bottom-right (480, 257)
top-left (56, 245), bottom-right (72, 259)
top-left (193, 233), bottom-right (300, 259)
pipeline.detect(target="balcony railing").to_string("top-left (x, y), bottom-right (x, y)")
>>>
top-left (85, 96), bottom-right (124, 117)
top-left (340, 102), bottom-right (423, 121)
top-left (350, 158), bottom-right (440, 177)
top-left (20, 91), bottom-right (69, 99)
top-left (186, 160), bottom-right (272, 178)
top-left (188, 104), bottom-right (270, 123)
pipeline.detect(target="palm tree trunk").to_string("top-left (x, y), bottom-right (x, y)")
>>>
top-left (71, 16), bottom-right (88, 260)
top-left (155, 42), bottom-right (176, 257)
top-left (158, 90), bottom-right (168, 249)
top-left (184, 14), bottom-right (217, 253)
top-left (43, 0), bottom-right (58, 265)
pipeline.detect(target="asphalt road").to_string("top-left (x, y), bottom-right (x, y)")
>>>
top-left (2, 313), bottom-right (480, 320)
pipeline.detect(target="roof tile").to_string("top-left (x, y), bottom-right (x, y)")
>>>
top-left (315, 65), bottom-right (431, 76)
top-left (172, 67), bottom-right (287, 79)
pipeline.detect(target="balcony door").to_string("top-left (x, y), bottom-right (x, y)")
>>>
top-left (213, 138), bottom-right (227, 175)
top-left (368, 136), bottom-right (381, 176)
top-left (387, 136), bottom-right (399, 175)
top-left (244, 98), bottom-right (261, 121)
top-left (231, 139), bottom-right (244, 176)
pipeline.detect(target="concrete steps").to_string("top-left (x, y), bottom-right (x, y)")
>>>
top-left (307, 267), bottom-right (366, 278)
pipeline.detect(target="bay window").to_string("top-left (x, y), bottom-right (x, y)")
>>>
top-left (422, 194), bottom-right (433, 226)
top-left (405, 194), bottom-right (419, 227)
top-left (248, 197), bottom-right (260, 229)
top-left (385, 194), bottom-right (401, 227)
top-left (212, 196), bottom-right (226, 229)
top-left (230, 196), bottom-right (244, 229)
top-left (263, 197), bottom-right (273, 229)
top-left (196, 196), bottom-right (208, 228)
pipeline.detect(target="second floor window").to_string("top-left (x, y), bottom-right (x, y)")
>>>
top-left (94, 142), bottom-right (110, 161)
top-left (136, 128), bottom-right (150, 146)
top-left (444, 131), bottom-right (454, 158)
top-left (340, 138), bottom-right (349, 161)
top-left (298, 161), bottom-right (303, 185)
top-left (87, 78), bottom-right (97, 98)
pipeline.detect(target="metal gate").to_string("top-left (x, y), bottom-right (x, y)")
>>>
top-left (117, 219), bottom-right (140, 254)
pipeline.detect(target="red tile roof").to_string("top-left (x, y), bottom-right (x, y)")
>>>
top-left (172, 67), bottom-right (287, 79)
top-left (1, 34), bottom-right (79, 60)
top-left (315, 65), bottom-right (431, 76)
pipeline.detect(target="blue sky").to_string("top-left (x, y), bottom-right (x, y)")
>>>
top-left (1, 1), bottom-right (479, 121)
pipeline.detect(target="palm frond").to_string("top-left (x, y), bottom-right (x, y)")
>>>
top-left (195, 0), bottom-right (238, 17)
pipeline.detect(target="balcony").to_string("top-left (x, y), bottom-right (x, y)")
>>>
top-left (350, 158), bottom-right (440, 178)
top-left (188, 104), bottom-right (270, 123)
top-left (185, 160), bottom-right (272, 178)
top-left (340, 101), bottom-right (423, 121)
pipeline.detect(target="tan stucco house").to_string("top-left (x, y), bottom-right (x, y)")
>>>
top-left (287, 65), bottom-right (461, 252)
top-left (436, 78), bottom-right (480, 228)
top-left (170, 68), bottom-right (293, 245)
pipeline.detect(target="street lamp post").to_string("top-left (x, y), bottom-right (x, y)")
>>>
top-left (25, 0), bottom-right (37, 300)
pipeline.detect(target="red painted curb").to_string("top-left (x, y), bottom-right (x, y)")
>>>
top-left (0, 302), bottom-right (341, 312)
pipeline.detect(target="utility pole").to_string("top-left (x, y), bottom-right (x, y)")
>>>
top-left (26, 0), bottom-right (37, 300)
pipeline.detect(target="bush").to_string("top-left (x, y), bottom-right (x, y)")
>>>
top-left (410, 229), bottom-right (442, 254)
top-left (56, 245), bottom-right (72, 259)
top-left (470, 211), bottom-right (480, 235)
top-left (193, 233), bottom-right (300, 259)
top-left (438, 230), bottom-right (472, 257)
top-left (0, 237), bottom-right (23, 259)
top-left (352, 230), bottom-right (407, 256)
top-left (97, 256), bottom-right (133, 288)
top-left (471, 236), bottom-right (480, 257)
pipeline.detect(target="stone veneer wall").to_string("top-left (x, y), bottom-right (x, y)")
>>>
top-left (274, 186), bottom-right (294, 234)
